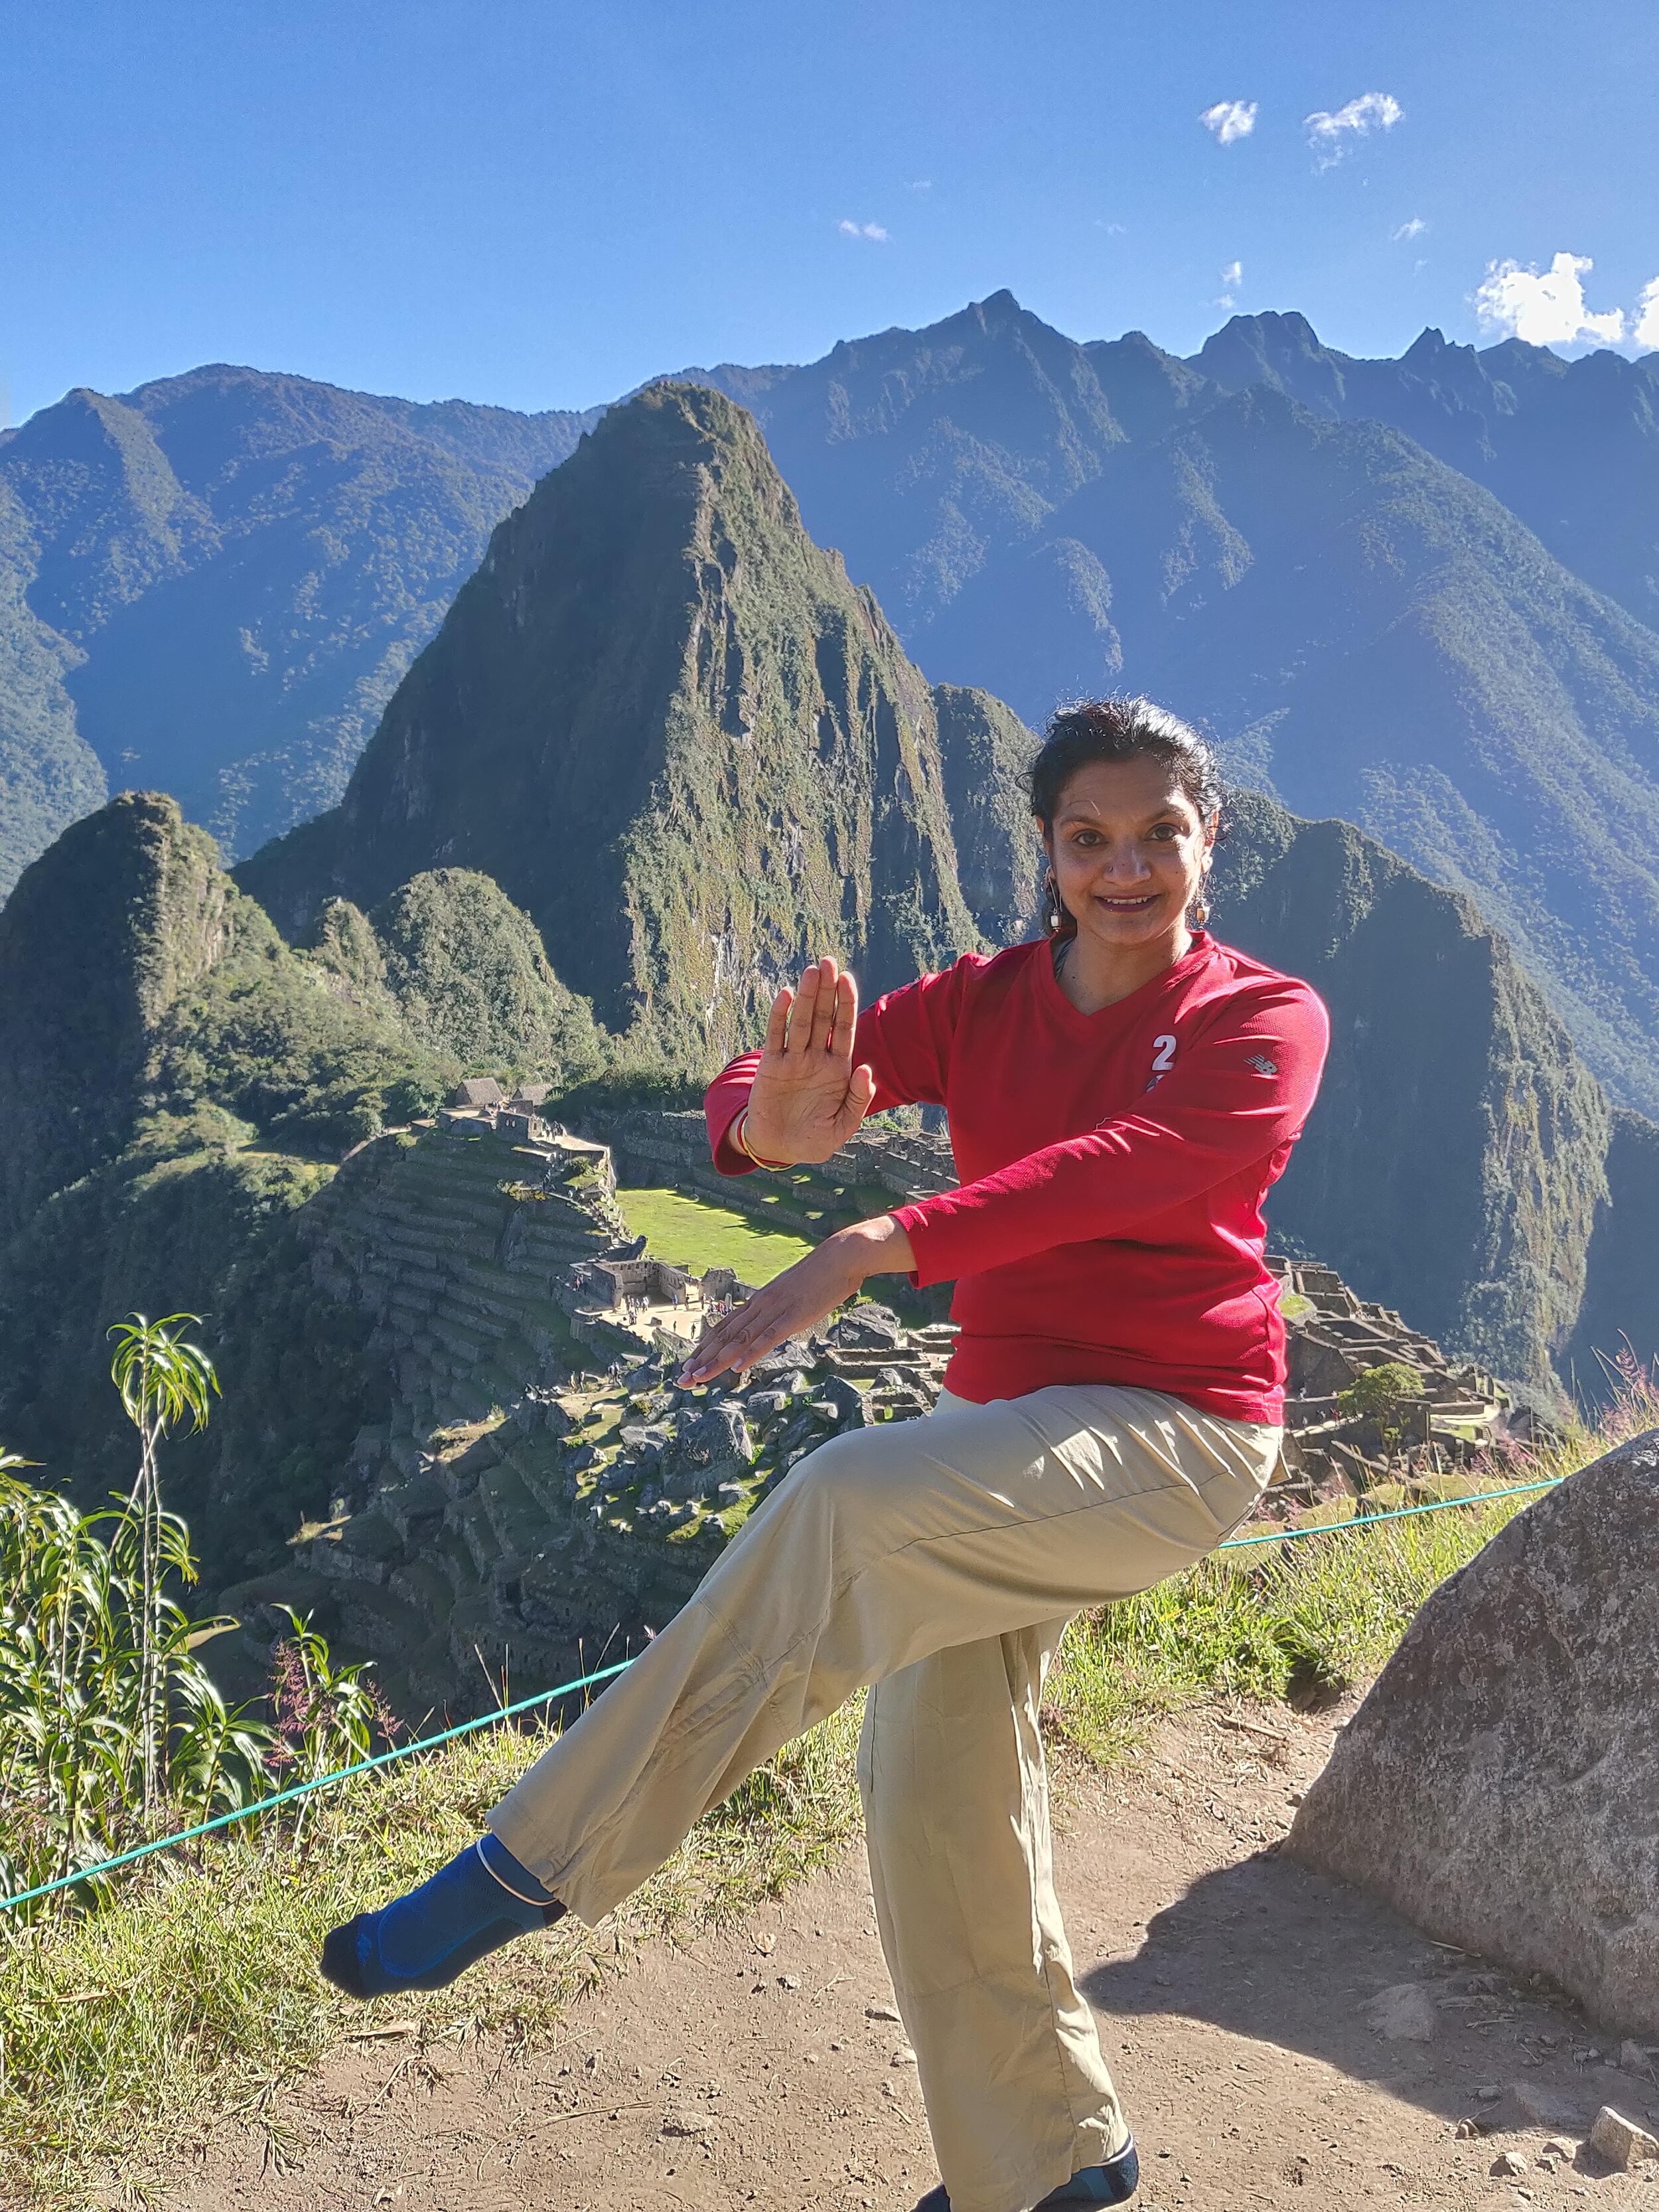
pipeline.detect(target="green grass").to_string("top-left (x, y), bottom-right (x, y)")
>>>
top-left (614, 1185), bottom-right (812, 1284)
top-left (1044, 1488), bottom-right (1533, 1767)
top-left (0, 1700), bottom-right (864, 2209)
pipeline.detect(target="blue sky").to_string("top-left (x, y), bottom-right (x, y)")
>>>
top-left (3, 0), bottom-right (1652, 424)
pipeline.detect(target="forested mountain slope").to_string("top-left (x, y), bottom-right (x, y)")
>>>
top-left (238, 381), bottom-right (1034, 1063)
top-left (922, 384), bottom-right (1659, 1115)
top-left (1189, 309), bottom-right (1659, 634)
top-left (687, 297), bottom-right (1659, 1116)
top-left (0, 367), bottom-right (598, 880)
top-left (0, 792), bottom-right (607, 1569)
top-left (1210, 791), bottom-right (1614, 1390)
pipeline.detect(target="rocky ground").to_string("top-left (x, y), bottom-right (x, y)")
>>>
top-left (151, 1701), bottom-right (1658, 2212)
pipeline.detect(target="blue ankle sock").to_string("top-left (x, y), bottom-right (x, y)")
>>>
top-left (321, 1834), bottom-right (563, 1999)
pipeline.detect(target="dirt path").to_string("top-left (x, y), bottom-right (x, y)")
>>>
top-left (161, 1704), bottom-right (1658, 2212)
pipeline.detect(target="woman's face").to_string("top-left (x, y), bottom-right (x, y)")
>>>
top-left (1043, 755), bottom-right (1215, 952)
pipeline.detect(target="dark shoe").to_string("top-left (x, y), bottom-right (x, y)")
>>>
top-left (913, 2138), bottom-right (1139, 2211)
top-left (321, 1834), bottom-right (563, 1999)
top-left (1037, 2140), bottom-right (1140, 2206)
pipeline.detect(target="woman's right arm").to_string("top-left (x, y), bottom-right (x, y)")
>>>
top-left (704, 955), bottom-right (966, 1173)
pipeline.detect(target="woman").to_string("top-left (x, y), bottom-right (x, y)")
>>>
top-left (323, 698), bottom-right (1329, 2212)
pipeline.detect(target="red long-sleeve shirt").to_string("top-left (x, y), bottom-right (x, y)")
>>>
top-left (704, 933), bottom-right (1329, 1424)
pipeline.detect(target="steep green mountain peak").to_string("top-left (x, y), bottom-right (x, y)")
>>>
top-left (368, 868), bottom-right (608, 1081)
top-left (0, 788), bottom-right (474, 1228)
top-left (240, 380), bottom-right (997, 1065)
top-left (0, 791), bottom-right (234, 1230)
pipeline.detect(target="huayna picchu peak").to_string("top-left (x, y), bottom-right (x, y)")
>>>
top-left (237, 382), bottom-right (1033, 1063)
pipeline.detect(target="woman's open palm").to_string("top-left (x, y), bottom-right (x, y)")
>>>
top-left (743, 958), bottom-right (876, 1165)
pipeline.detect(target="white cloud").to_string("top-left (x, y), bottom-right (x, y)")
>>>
top-left (1200, 100), bottom-right (1258, 145)
top-left (837, 219), bottom-right (889, 242)
top-left (1473, 252), bottom-right (1624, 346)
top-left (1634, 277), bottom-right (1659, 351)
top-left (1214, 260), bottom-right (1244, 309)
top-left (1305, 91), bottom-right (1403, 167)
top-left (905, 178), bottom-right (932, 192)
top-left (1391, 216), bottom-right (1428, 242)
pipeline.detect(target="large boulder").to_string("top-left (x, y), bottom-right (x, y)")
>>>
top-left (1287, 1430), bottom-right (1659, 2034)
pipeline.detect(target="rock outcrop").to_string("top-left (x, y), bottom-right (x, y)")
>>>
top-left (1287, 1428), bottom-right (1659, 2035)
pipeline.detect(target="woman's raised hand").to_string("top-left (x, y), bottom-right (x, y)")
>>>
top-left (741, 957), bottom-right (876, 1166)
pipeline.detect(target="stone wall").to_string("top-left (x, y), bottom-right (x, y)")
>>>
top-left (1270, 1257), bottom-right (1525, 1511)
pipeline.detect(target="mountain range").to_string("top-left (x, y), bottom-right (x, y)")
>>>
top-left (3, 295), bottom-right (1656, 1126)
top-left (0, 374), bottom-right (1654, 1613)
top-left (0, 366), bottom-right (598, 882)
top-left (235, 381), bottom-right (1646, 1400)
top-left (685, 293), bottom-right (1659, 1117)
top-left (238, 381), bottom-right (1033, 1064)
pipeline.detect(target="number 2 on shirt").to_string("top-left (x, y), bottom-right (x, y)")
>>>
top-left (1151, 1034), bottom-right (1178, 1072)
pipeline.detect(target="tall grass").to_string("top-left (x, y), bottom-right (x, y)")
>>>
top-left (1046, 1357), bottom-right (1659, 1764)
top-left (1045, 1491), bottom-right (1534, 1765)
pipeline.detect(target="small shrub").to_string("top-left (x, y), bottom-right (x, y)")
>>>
top-left (1336, 1359), bottom-right (1425, 1445)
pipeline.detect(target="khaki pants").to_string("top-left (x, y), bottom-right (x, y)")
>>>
top-left (490, 1384), bottom-right (1278, 2212)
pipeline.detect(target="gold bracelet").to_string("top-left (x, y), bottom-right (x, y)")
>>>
top-left (734, 1109), bottom-right (786, 1170)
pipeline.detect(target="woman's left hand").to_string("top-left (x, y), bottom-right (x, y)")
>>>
top-left (678, 1216), bottom-right (915, 1385)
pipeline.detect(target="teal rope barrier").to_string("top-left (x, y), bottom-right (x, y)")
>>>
top-left (0, 1657), bottom-right (632, 1915)
top-left (1216, 1471), bottom-right (1560, 1548)
top-left (1, 1469), bottom-right (1566, 1917)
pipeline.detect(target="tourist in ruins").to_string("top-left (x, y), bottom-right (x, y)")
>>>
top-left (323, 697), bottom-right (1330, 2212)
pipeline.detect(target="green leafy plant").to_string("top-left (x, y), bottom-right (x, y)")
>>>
top-left (0, 1465), bottom-right (269, 1913)
top-left (265, 1605), bottom-right (396, 1787)
top-left (106, 1314), bottom-right (221, 1814)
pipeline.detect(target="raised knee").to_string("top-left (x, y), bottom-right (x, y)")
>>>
top-left (782, 1428), bottom-right (870, 1516)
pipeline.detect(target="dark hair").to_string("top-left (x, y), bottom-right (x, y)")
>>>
top-left (1029, 696), bottom-right (1225, 832)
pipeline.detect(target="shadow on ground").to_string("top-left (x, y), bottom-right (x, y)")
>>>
top-left (1083, 1846), bottom-right (1659, 2142)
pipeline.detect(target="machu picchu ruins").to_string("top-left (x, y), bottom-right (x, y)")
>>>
top-left (216, 1093), bottom-right (1531, 1718)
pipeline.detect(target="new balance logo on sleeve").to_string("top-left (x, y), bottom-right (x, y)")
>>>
top-left (1245, 1053), bottom-right (1279, 1076)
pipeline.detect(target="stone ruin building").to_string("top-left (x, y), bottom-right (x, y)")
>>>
top-left (216, 1100), bottom-right (1532, 1720)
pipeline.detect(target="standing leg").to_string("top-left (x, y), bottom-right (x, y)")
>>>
top-left (861, 1625), bottom-right (1126, 2212)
